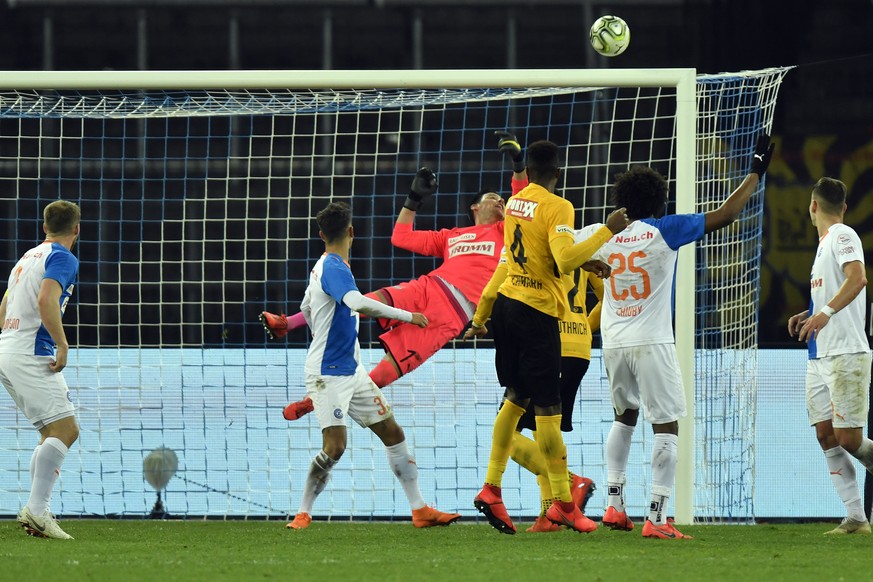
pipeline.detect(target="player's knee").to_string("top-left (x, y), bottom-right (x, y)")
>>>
top-left (615, 408), bottom-right (639, 426)
top-left (323, 441), bottom-right (346, 460)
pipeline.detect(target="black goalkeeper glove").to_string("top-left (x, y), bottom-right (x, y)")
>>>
top-left (495, 130), bottom-right (525, 174)
top-left (403, 167), bottom-right (438, 212)
top-left (750, 133), bottom-right (775, 179)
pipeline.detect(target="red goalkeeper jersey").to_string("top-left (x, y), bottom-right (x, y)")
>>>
top-left (390, 220), bottom-right (505, 305)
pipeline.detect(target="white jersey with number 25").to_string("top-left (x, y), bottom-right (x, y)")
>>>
top-left (583, 214), bottom-right (705, 349)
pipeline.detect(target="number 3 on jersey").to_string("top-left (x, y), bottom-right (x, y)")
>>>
top-left (608, 251), bottom-right (651, 301)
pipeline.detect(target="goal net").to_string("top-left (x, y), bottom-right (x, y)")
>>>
top-left (0, 68), bottom-right (789, 522)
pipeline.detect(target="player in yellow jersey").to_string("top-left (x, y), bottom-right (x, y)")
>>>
top-left (466, 139), bottom-right (628, 534)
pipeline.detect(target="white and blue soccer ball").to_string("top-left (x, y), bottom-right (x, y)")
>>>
top-left (589, 15), bottom-right (630, 57)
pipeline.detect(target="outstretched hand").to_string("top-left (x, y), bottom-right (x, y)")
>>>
top-left (750, 133), bottom-right (775, 178)
top-left (404, 167), bottom-right (438, 212)
top-left (495, 130), bottom-right (525, 173)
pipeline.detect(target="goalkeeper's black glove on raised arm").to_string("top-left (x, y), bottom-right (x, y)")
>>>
top-left (403, 167), bottom-right (438, 212)
top-left (750, 133), bottom-right (775, 179)
top-left (495, 130), bottom-right (525, 174)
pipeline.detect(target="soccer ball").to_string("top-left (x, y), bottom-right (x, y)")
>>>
top-left (589, 15), bottom-right (630, 57)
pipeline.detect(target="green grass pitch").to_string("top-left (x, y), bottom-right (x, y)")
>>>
top-left (2, 518), bottom-right (871, 581)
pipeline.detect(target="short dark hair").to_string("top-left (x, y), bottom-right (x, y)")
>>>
top-left (812, 177), bottom-right (847, 213)
top-left (525, 140), bottom-right (560, 183)
top-left (43, 200), bottom-right (80, 235)
top-left (468, 188), bottom-right (498, 223)
top-left (316, 201), bottom-right (352, 243)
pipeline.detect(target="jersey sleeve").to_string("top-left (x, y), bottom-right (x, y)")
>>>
top-left (833, 228), bottom-right (865, 267)
top-left (43, 251), bottom-right (79, 289)
top-left (321, 259), bottom-right (359, 304)
top-left (652, 214), bottom-right (706, 250)
top-left (574, 223), bottom-right (608, 262)
top-left (391, 222), bottom-right (449, 258)
top-left (471, 248), bottom-right (508, 328)
top-left (511, 176), bottom-right (529, 196)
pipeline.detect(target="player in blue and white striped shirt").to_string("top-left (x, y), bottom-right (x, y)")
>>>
top-left (0, 200), bottom-right (80, 540)
top-left (287, 201), bottom-right (461, 530)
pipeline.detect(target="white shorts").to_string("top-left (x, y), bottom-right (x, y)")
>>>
top-left (0, 352), bottom-right (75, 430)
top-left (807, 351), bottom-right (872, 429)
top-left (306, 366), bottom-right (394, 430)
top-left (603, 343), bottom-right (686, 424)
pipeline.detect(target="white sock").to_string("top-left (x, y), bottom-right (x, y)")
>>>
top-left (299, 450), bottom-right (337, 514)
top-left (649, 433), bottom-right (678, 525)
top-left (385, 440), bottom-right (425, 510)
top-left (850, 438), bottom-right (873, 475)
top-left (27, 437), bottom-right (67, 516)
top-left (29, 444), bottom-right (41, 488)
top-left (606, 421), bottom-right (634, 511)
top-left (825, 446), bottom-right (865, 521)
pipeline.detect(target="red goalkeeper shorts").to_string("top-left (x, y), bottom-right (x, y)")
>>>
top-left (372, 275), bottom-right (469, 377)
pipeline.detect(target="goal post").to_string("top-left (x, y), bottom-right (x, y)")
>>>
top-left (0, 67), bottom-right (789, 522)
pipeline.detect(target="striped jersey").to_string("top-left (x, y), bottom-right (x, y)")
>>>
top-left (302, 253), bottom-right (364, 376)
top-left (592, 215), bottom-right (705, 349)
top-left (807, 223), bottom-right (867, 359)
top-left (0, 241), bottom-right (78, 356)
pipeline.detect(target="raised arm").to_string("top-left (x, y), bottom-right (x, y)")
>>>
top-left (704, 134), bottom-right (774, 234)
top-left (391, 167), bottom-right (447, 256)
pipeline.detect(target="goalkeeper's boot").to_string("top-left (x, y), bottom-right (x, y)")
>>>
top-left (412, 506), bottom-right (461, 528)
top-left (824, 517), bottom-right (872, 535)
top-left (545, 500), bottom-right (597, 533)
top-left (571, 475), bottom-right (596, 513)
top-left (602, 506), bottom-right (635, 531)
top-left (474, 484), bottom-right (516, 535)
top-left (286, 512), bottom-right (312, 530)
top-left (18, 507), bottom-right (73, 539)
top-left (526, 515), bottom-right (561, 533)
top-left (259, 311), bottom-right (289, 340)
top-left (283, 397), bottom-right (314, 421)
top-left (642, 519), bottom-right (693, 539)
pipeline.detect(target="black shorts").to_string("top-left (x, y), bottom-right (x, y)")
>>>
top-left (515, 356), bottom-right (590, 432)
top-left (491, 294), bottom-right (562, 407)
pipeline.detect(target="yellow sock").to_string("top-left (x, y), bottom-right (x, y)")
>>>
top-left (510, 432), bottom-right (548, 476)
top-left (537, 474), bottom-right (553, 516)
top-left (567, 471), bottom-right (577, 487)
top-left (485, 400), bottom-right (526, 487)
top-left (510, 431), bottom-right (553, 516)
top-left (535, 414), bottom-right (571, 502)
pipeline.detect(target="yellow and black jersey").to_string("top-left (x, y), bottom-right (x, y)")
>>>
top-left (497, 183), bottom-right (612, 319)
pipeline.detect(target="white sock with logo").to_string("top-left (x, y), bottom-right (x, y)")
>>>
top-left (27, 437), bottom-right (67, 516)
top-left (824, 446), bottom-right (866, 522)
top-left (649, 433), bottom-right (678, 525)
top-left (606, 421), bottom-right (635, 512)
top-left (299, 450), bottom-right (338, 515)
top-left (385, 440), bottom-right (425, 510)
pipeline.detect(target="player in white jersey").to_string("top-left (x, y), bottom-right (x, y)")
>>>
top-left (286, 201), bottom-right (461, 530)
top-left (787, 177), bottom-right (873, 535)
top-left (0, 200), bottom-right (80, 540)
top-left (580, 135), bottom-right (775, 539)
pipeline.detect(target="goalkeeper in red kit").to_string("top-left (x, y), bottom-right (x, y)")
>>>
top-left (262, 134), bottom-right (514, 418)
